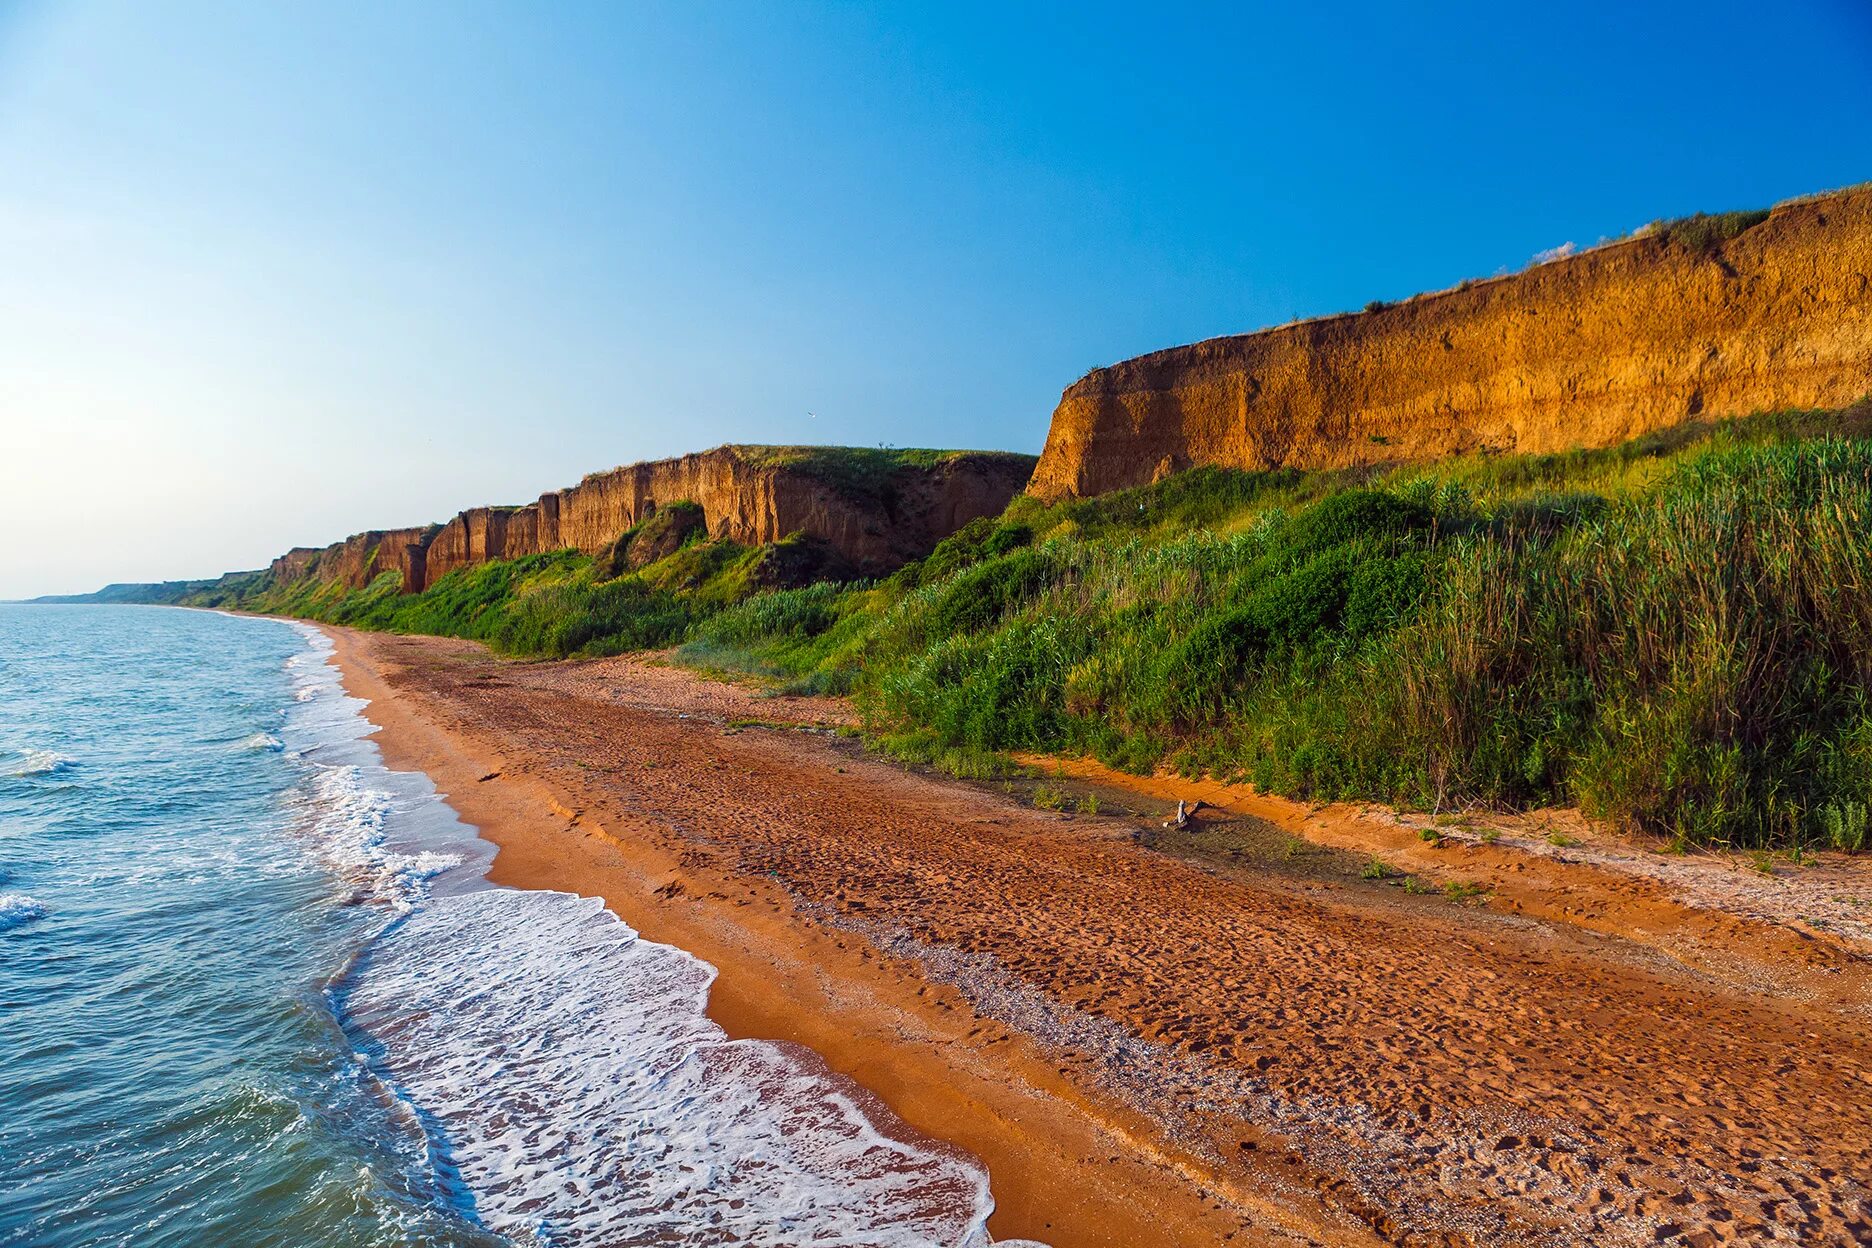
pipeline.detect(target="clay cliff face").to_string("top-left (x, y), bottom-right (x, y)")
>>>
top-left (268, 526), bottom-right (436, 591)
top-left (272, 446), bottom-right (1035, 593)
top-left (1031, 186), bottom-right (1872, 499)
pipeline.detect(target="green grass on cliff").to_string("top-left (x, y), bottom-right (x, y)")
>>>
top-left (242, 549), bottom-right (701, 659)
top-left (1653, 208), bottom-right (1771, 253)
top-left (678, 404), bottom-right (1872, 852)
top-left (223, 404), bottom-right (1872, 851)
top-left (728, 445), bottom-right (1035, 503)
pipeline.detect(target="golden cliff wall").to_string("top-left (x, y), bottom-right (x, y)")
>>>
top-left (1030, 186), bottom-right (1872, 499)
top-left (268, 527), bottom-right (435, 592)
top-left (544, 449), bottom-right (1033, 569)
top-left (273, 446), bottom-right (1036, 593)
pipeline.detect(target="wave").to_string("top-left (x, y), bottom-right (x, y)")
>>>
top-left (281, 623), bottom-right (1032, 1246)
top-left (240, 733), bottom-right (286, 753)
top-left (0, 893), bottom-right (48, 931)
top-left (340, 889), bottom-right (1005, 1248)
top-left (8, 748), bottom-right (74, 777)
top-left (297, 765), bottom-right (461, 913)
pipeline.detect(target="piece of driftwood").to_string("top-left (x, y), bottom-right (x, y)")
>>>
top-left (1162, 799), bottom-right (1208, 829)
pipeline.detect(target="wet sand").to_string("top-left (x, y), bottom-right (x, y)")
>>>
top-left (326, 626), bottom-right (1872, 1247)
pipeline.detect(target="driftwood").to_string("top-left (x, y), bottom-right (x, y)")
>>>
top-left (1162, 799), bottom-right (1208, 829)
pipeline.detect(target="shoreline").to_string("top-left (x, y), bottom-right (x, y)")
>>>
top-left (320, 624), bottom-right (1321, 1247)
top-left (320, 623), bottom-right (1872, 1247)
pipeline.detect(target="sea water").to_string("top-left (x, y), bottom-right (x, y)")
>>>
top-left (0, 606), bottom-right (1028, 1247)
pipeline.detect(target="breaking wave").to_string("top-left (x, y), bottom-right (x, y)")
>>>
top-left (0, 893), bottom-right (49, 931)
top-left (8, 748), bottom-right (74, 777)
top-left (337, 889), bottom-right (1004, 1247)
top-left (277, 622), bottom-right (1027, 1244)
top-left (294, 765), bottom-right (462, 914)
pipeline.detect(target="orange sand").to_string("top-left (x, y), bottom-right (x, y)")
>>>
top-left (326, 627), bottom-right (1872, 1247)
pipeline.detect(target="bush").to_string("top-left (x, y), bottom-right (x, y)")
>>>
top-left (924, 548), bottom-right (1058, 637)
top-left (1268, 490), bottom-right (1434, 563)
top-left (1657, 208), bottom-right (1770, 254)
top-left (696, 583), bottom-right (842, 647)
top-left (900, 518), bottom-right (1037, 588)
top-left (597, 500), bottom-right (707, 577)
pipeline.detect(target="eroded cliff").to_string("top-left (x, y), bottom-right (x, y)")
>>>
top-left (270, 445), bottom-right (1035, 593)
top-left (269, 527), bottom-right (437, 592)
top-left (1031, 186), bottom-right (1872, 499)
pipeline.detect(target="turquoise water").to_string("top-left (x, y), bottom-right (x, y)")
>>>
top-left (0, 606), bottom-right (490, 1247)
top-left (0, 606), bottom-right (1021, 1247)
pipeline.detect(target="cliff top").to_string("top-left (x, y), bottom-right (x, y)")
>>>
top-left (721, 444), bottom-right (1037, 502)
top-left (566, 442), bottom-right (1039, 508)
top-left (1063, 181), bottom-right (1872, 398)
top-left (575, 442), bottom-right (1035, 487)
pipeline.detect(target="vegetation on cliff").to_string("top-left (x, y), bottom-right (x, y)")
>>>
top-left (683, 404), bottom-right (1872, 852)
top-left (243, 539), bottom-right (702, 659)
top-left (725, 445), bottom-right (1027, 503)
top-left (1029, 184), bottom-right (1872, 499)
top-left (1652, 207), bottom-right (1771, 253)
top-left (214, 405), bottom-right (1872, 852)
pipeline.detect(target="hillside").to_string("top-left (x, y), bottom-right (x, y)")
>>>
top-left (216, 401), bottom-right (1872, 852)
top-left (1031, 186), bottom-right (1872, 498)
top-left (266, 444), bottom-right (1035, 594)
top-left (677, 404), bottom-right (1872, 851)
top-left (22, 573), bottom-right (260, 607)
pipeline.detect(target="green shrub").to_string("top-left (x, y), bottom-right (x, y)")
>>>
top-left (900, 517), bottom-right (1038, 588)
top-left (1657, 208), bottom-right (1770, 253)
top-left (982, 522), bottom-right (1034, 558)
top-left (1821, 800), bottom-right (1868, 852)
top-left (1268, 490), bottom-right (1433, 564)
top-left (925, 548), bottom-right (1058, 637)
top-left (1343, 553), bottom-right (1429, 638)
top-left (697, 583), bottom-right (842, 646)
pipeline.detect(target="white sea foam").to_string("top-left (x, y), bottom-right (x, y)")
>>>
top-left (0, 893), bottom-right (48, 931)
top-left (240, 732), bottom-right (285, 752)
top-left (298, 765), bottom-right (461, 913)
top-left (8, 748), bottom-right (74, 777)
top-left (283, 621), bottom-right (1035, 1246)
top-left (342, 888), bottom-right (1005, 1247)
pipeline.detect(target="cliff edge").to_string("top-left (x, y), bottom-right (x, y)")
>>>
top-left (1030, 185), bottom-right (1872, 499)
top-left (270, 445), bottom-right (1035, 593)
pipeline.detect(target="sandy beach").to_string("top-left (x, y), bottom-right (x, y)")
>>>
top-left (325, 625), bottom-right (1872, 1247)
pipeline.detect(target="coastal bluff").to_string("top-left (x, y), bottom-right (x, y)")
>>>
top-left (269, 445), bottom-right (1036, 593)
top-left (1030, 185), bottom-right (1872, 499)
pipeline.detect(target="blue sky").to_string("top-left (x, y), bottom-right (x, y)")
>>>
top-left (3, 0), bottom-right (1870, 596)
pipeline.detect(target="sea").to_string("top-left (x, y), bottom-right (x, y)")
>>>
top-left (0, 605), bottom-right (1030, 1247)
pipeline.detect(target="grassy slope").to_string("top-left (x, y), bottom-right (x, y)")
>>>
top-left (217, 405), bottom-right (1872, 852)
top-left (682, 405), bottom-right (1872, 852)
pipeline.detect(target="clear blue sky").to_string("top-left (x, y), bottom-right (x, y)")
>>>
top-left (4, 0), bottom-right (1869, 596)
